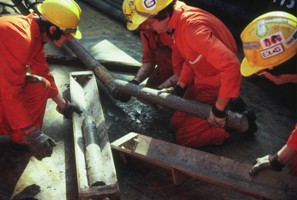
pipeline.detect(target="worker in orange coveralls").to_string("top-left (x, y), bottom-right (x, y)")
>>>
top-left (125, 0), bottom-right (256, 148)
top-left (118, 0), bottom-right (184, 102)
top-left (239, 11), bottom-right (297, 176)
top-left (0, 0), bottom-right (82, 160)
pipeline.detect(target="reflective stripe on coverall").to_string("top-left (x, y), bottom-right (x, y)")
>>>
top-left (287, 124), bottom-right (297, 176)
top-left (0, 13), bottom-right (59, 142)
top-left (168, 2), bottom-right (242, 147)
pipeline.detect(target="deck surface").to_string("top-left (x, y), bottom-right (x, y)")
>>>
top-left (0, 1), bottom-right (296, 200)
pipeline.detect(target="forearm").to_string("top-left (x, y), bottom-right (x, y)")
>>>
top-left (277, 144), bottom-right (297, 164)
top-left (157, 74), bottom-right (179, 89)
top-left (279, 74), bottom-right (297, 84)
top-left (133, 62), bottom-right (155, 83)
top-left (215, 96), bottom-right (231, 111)
top-left (263, 72), bottom-right (297, 85)
top-left (52, 93), bottom-right (68, 110)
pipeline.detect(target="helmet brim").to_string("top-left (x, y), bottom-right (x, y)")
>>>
top-left (128, 12), bottom-right (148, 31)
top-left (127, 22), bottom-right (140, 31)
top-left (240, 57), bottom-right (265, 77)
top-left (71, 29), bottom-right (82, 39)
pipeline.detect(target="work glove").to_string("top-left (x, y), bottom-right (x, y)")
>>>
top-left (172, 85), bottom-right (187, 97)
top-left (158, 85), bottom-right (187, 97)
top-left (57, 99), bottom-right (82, 119)
top-left (158, 87), bottom-right (175, 94)
top-left (249, 154), bottom-right (285, 176)
top-left (114, 80), bottom-right (139, 102)
top-left (23, 128), bottom-right (56, 160)
top-left (207, 105), bottom-right (226, 128)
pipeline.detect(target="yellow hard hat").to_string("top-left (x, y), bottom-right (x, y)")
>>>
top-left (240, 11), bottom-right (297, 77)
top-left (123, 0), bottom-right (173, 31)
top-left (122, 0), bottom-right (145, 30)
top-left (37, 0), bottom-right (82, 39)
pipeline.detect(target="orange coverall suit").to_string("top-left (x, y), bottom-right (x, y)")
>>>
top-left (0, 13), bottom-right (58, 143)
top-left (287, 124), bottom-right (297, 176)
top-left (141, 31), bottom-right (183, 88)
top-left (169, 3), bottom-right (242, 147)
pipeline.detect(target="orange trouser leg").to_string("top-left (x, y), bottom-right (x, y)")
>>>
top-left (170, 111), bottom-right (229, 148)
top-left (8, 77), bottom-right (52, 143)
top-left (146, 47), bottom-right (173, 88)
top-left (170, 83), bottom-right (229, 148)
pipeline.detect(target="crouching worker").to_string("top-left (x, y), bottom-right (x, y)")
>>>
top-left (117, 0), bottom-right (184, 103)
top-left (240, 11), bottom-right (297, 176)
top-left (0, 0), bottom-right (83, 160)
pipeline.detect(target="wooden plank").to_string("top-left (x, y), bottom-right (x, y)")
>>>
top-left (111, 132), bottom-right (297, 200)
top-left (70, 71), bottom-right (120, 200)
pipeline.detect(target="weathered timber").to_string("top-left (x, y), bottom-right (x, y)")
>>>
top-left (70, 71), bottom-right (120, 200)
top-left (111, 132), bottom-right (297, 200)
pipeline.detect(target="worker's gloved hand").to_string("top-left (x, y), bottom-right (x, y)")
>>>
top-left (249, 154), bottom-right (285, 176)
top-left (172, 85), bottom-right (187, 97)
top-left (57, 99), bottom-right (82, 119)
top-left (207, 105), bottom-right (226, 128)
top-left (159, 85), bottom-right (187, 97)
top-left (23, 128), bottom-right (56, 160)
top-left (158, 87), bottom-right (175, 94)
top-left (114, 80), bottom-right (139, 102)
top-left (129, 80), bottom-right (139, 85)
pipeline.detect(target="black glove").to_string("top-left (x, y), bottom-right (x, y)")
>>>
top-left (23, 128), bottom-right (56, 160)
top-left (57, 99), bottom-right (82, 119)
top-left (114, 80), bottom-right (139, 102)
top-left (249, 154), bottom-right (285, 176)
top-left (207, 105), bottom-right (226, 128)
top-left (172, 85), bottom-right (187, 97)
top-left (129, 80), bottom-right (139, 85)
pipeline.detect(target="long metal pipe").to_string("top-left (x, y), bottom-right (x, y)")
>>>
top-left (23, 0), bottom-right (249, 132)
top-left (66, 40), bottom-right (248, 133)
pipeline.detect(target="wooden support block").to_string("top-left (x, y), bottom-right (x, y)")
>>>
top-left (111, 132), bottom-right (297, 200)
top-left (70, 71), bottom-right (120, 200)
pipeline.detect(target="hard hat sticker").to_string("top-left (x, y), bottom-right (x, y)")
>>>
top-left (285, 29), bottom-right (297, 48)
top-left (260, 31), bottom-right (284, 49)
top-left (260, 44), bottom-right (284, 59)
top-left (243, 42), bottom-right (260, 50)
top-left (143, 0), bottom-right (157, 10)
top-left (256, 20), bottom-right (268, 37)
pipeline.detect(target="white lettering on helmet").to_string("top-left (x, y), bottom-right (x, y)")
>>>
top-left (260, 44), bottom-right (284, 59)
top-left (143, 0), bottom-right (157, 10)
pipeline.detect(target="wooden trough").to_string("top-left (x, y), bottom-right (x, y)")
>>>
top-left (111, 132), bottom-right (297, 200)
top-left (70, 71), bottom-right (120, 200)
